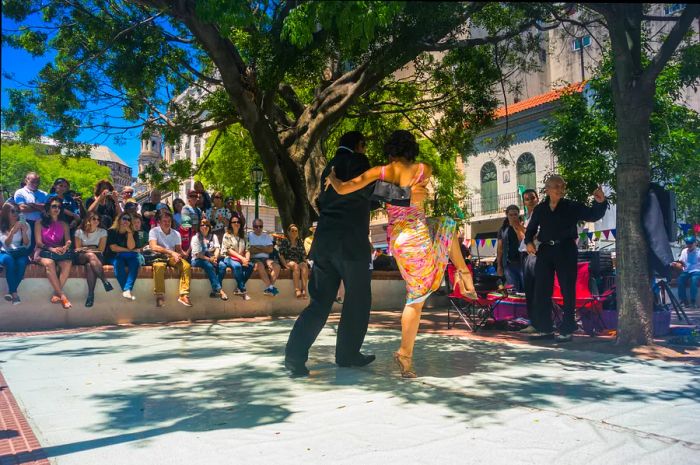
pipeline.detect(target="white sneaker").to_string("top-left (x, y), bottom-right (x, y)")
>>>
top-left (243, 293), bottom-right (251, 301)
top-left (122, 290), bottom-right (136, 301)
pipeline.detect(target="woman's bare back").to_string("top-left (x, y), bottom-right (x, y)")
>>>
top-left (382, 161), bottom-right (431, 206)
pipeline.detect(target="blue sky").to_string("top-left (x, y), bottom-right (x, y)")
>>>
top-left (2, 16), bottom-right (142, 173)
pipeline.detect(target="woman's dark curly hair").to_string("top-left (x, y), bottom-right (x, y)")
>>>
top-left (383, 130), bottom-right (419, 161)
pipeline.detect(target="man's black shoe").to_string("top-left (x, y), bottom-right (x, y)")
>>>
top-left (529, 332), bottom-right (555, 341)
top-left (284, 359), bottom-right (310, 377)
top-left (555, 333), bottom-right (573, 343)
top-left (336, 353), bottom-right (376, 368)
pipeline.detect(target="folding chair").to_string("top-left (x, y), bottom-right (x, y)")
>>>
top-left (445, 264), bottom-right (508, 331)
top-left (552, 261), bottom-right (616, 335)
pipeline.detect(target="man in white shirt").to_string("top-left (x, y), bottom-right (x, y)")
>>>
top-left (13, 172), bottom-right (48, 253)
top-left (248, 219), bottom-right (281, 296)
top-left (518, 188), bottom-right (540, 333)
top-left (677, 236), bottom-right (700, 307)
top-left (148, 209), bottom-right (192, 307)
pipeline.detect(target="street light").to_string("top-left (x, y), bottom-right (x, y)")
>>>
top-left (251, 165), bottom-right (264, 221)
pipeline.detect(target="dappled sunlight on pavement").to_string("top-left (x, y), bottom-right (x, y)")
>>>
top-left (0, 319), bottom-right (699, 464)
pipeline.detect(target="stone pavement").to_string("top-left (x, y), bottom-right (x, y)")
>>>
top-left (0, 319), bottom-right (699, 465)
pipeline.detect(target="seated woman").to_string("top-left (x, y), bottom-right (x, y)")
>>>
top-left (106, 211), bottom-right (141, 301)
top-left (0, 203), bottom-right (31, 304)
top-left (34, 198), bottom-right (74, 309)
top-left (278, 224), bottom-right (309, 299)
top-left (219, 216), bottom-right (253, 300)
top-left (48, 178), bottom-right (81, 235)
top-left (74, 213), bottom-right (113, 307)
top-left (191, 218), bottom-right (228, 300)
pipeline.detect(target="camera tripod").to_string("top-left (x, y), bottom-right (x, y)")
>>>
top-left (656, 278), bottom-right (691, 325)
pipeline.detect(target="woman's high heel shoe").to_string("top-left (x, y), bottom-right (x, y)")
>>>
top-left (455, 269), bottom-right (478, 300)
top-left (393, 351), bottom-right (417, 379)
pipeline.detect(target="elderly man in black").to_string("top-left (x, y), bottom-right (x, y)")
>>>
top-left (525, 175), bottom-right (608, 342)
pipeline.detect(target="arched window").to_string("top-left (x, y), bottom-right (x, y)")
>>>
top-left (516, 153), bottom-right (536, 191)
top-left (480, 162), bottom-right (498, 214)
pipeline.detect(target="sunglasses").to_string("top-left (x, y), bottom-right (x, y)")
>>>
top-left (121, 216), bottom-right (132, 221)
top-left (50, 205), bottom-right (61, 209)
top-left (90, 217), bottom-right (100, 222)
top-left (253, 225), bottom-right (263, 229)
top-left (230, 220), bottom-right (240, 225)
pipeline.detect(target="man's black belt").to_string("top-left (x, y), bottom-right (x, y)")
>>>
top-left (541, 239), bottom-right (577, 246)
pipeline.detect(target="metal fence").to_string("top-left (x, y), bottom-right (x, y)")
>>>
top-left (467, 192), bottom-right (524, 217)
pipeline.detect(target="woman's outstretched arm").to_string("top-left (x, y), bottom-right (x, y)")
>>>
top-left (325, 165), bottom-right (383, 195)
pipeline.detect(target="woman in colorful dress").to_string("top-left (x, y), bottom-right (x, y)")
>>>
top-left (326, 130), bottom-right (476, 378)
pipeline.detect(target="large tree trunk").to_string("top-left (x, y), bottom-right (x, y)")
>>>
top-left (613, 95), bottom-right (655, 346)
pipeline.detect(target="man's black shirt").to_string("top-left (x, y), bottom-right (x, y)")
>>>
top-left (525, 197), bottom-right (608, 245)
top-left (310, 148), bottom-right (375, 262)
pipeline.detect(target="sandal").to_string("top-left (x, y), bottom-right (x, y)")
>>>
top-left (301, 290), bottom-right (308, 300)
top-left (295, 289), bottom-right (303, 299)
top-left (219, 290), bottom-right (229, 301)
top-left (455, 269), bottom-right (478, 300)
top-left (61, 296), bottom-right (72, 309)
top-left (393, 351), bottom-right (417, 379)
top-left (50, 295), bottom-right (62, 304)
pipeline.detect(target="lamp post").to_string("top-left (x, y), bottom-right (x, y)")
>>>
top-left (251, 165), bottom-right (264, 221)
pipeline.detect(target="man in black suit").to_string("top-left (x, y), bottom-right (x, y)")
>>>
top-left (284, 132), bottom-right (377, 376)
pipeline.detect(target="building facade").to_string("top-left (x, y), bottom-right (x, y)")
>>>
top-left (89, 145), bottom-right (132, 192)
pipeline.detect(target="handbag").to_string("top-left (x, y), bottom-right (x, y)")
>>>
top-left (370, 181), bottom-right (411, 207)
top-left (3, 247), bottom-right (30, 259)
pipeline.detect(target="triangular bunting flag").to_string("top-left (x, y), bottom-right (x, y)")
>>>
top-left (680, 223), bottom-right (691, 233)
top-left (611, 229), bottom-right (616, 238)
top-left (594, 231), bottom-right (602, 239)
top-left (603, 230), bottom-right (610, 239)
top-left (579, 232), bottom-right (587, 240)
top-left (491, 239), bottom-right (498, 248)
top-left (587, 232), bottom-right (594, 240)
top-left (694, 224), bottom-right (700, 233)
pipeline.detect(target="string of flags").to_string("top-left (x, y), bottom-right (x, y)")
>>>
top-left (680, 223), bottom-right (700, 235)
top-left (463, 224), bottom-right (699, 249)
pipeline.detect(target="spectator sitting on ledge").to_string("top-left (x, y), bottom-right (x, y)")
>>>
top-left (248, 218), bottom-right (281, 297)
top-left (677, 235), bottom-right (700, 308)
top-left (148, 209), bottom-right (192, 308)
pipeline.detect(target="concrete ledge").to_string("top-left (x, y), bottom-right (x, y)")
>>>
top-left (0, 265), bottom-right (408, 331)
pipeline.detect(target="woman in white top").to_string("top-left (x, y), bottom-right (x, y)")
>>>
top-left (0, 203), bottom-right (31, 304)
top-left (219, 216), bottom-right (253, 300)
top-left (74, 212), bottom-right (113, 307)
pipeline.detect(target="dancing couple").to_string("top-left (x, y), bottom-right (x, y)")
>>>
top-left (285, 130), bottom-right (476, 378)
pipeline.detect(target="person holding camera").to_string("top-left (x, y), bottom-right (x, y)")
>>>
top-left (86, 179), bottom-right (122, 230)
top-left (74, 212), bottom-right (113, 307)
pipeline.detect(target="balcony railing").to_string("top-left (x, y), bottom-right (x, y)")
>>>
top-left (467, 192), bottom-right (523, 217)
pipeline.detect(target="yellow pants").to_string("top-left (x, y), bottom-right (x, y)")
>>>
top-left (152, 258), bottom-right (191, 296)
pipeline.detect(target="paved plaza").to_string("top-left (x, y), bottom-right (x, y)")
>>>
top-left (1, 318), bottom-right (699, 465)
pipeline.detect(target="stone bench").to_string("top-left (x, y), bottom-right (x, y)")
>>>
top-left (0, 263), bottom-right (408, 331)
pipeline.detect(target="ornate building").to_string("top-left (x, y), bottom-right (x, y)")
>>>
top-left (137, 131), bottom-right (163, 176)
top-left (89, 145), bottom-right (132, 192)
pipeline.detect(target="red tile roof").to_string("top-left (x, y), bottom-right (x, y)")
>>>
top-left (494, 82), bottom-right (586, 119)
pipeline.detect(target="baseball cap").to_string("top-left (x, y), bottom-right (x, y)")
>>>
top-left (685, 236), bottom-right (697, 245)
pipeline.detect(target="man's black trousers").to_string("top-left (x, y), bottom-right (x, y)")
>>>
top-left (532, 241), bottom-right (578, 334)
top-left (285, 255), bottom-right (371, 364)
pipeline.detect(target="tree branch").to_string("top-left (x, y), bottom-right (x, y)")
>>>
top-left (643, 4), bottom-right (700, 84)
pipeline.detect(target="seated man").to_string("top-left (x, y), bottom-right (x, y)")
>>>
top-left (248, 219), bottom-right (281, 296)
top-left (148, 209), bottom-right (192, 307)
top-left (677, 236), bottom-right (700, 308)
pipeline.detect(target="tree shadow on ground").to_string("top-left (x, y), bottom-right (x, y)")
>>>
top-left (7, 319), bottom-right (699, 460)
